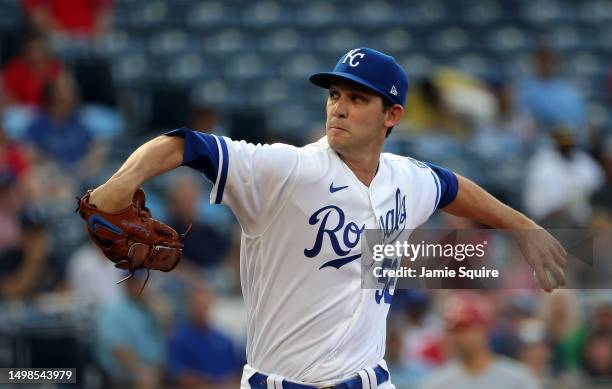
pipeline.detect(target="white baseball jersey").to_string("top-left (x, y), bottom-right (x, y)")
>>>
top-left (165, 128), bottom-right (458, 385)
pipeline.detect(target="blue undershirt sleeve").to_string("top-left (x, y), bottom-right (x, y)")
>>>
top-left (424, 162), bottom-right (459, 208)
top-left (164, 127), bottom-right (220, 182)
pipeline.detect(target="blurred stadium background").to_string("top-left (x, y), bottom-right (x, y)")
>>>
top-left (0, 0), bottom-right (611, 388)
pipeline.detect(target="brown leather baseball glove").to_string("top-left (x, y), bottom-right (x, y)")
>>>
top-left (75, 188), bottom-right (189, 292)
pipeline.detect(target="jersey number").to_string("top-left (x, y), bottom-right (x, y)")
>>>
top-left (375, 257), bottom-right (397, 305)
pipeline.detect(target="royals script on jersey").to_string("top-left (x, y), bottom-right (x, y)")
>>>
top-left (165, 128), bottom-right (457, 383)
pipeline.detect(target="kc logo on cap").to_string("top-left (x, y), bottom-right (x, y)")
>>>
top-left (342, 48), bottom-right (366, 67)
top-left (309, 47), bottom-right (409, 107)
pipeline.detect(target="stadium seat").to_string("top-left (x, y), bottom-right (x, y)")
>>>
top-left (566, 52), bottom-right (607, 78)
top-left (170, 54), bottom-right (218, 84)
top-left (578, 0), bottom-right (612, 23)
top-left (266, 103), bottom-right (309, 133)
top-left (350, 1), bottom-right (398, 27)
top-left (0, 0), bottom-right (22, 30)
top-left (454, 53), bottom-right (489, 78)
top-left (521, 0), bottom-right (563, 24)
top-left (487, 26), bottom-right (532, 53)
top-left (149, 29), bottom-right (192, 56)
top-left (187, 1), bottom-right (239, 29)
top-left (587, 102), bottom-right (610, 128)
top-left (404, 2), bottom-right (448, 26)
top-left (546, 26), bottom-right (583, 51)
top-left (259, 28), bottom-right (304, 53)
top-left (49, 35), bottom-right (92, 60)
top-left (203, 28), bottom-right (248, 55)
top-left (316, 28), bottom-right (361, 53)
top-left (376, 28), bottom-right (414, 52)
top-left (461, 0), bottom-right (503, 25)
top-left (499, 52), bottom-right (532, 77)
top-left (280, 53), bottom-right (322, 80)
top-left (253, 79), bottom-right (290, 105)
top-left (597, 26), bottom-right (612, 50)
top-left (241, 1), bottom-right (288, 27)
top-left (294, 1), bottom-right (345, 27)
top-left (191, 79), bottom-right (247, 108)
top-left (223, 53), bottom-right (272, 81)
top-left (429, 27), bottom-right (470, 53)
top-left (93, 30), bottom-right (146, 58)
top-left (398, 54), bottom-right (434, 79)
top-left (129, 0), bottom-right (168, 29)
top-left (112, 53), bottom-right (148, 85)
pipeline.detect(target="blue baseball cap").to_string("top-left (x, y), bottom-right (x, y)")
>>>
top-left (310, 47), bottom-right (409, 106)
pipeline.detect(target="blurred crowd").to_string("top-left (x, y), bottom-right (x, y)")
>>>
top-left (388, 289), bottom-right (612, 389)
top-left (0, 1), bottom-right (611, 388)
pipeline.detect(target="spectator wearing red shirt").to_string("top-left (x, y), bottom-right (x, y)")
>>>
top-left (23, 0), bottom-right (114, 39)
top-left (2, 31), bottom-right (64, 107)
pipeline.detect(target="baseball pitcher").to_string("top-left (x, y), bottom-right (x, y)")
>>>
top-left (76, 48), bottom-right (567, 388)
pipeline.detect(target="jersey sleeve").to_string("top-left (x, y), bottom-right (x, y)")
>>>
top-left (164, 127), bottom-right (300, 235)
top-left (425, 162), bottom-right (459, 209)
top-left (403, 158), bottom-right (458, 226)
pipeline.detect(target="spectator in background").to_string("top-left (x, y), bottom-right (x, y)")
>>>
top-left (95, 273), bottom-right (166, 389)
top-left (588, 201), bottom-right (612, 290)
top-left (580, 329), bottom-right (612, 380)
top-left (66, 241), bottom-right (124, 307)
top-left (524, 126), bottom-right (604, 227)
top-left (0, 125), bottom-right (30, 249)
top-left (24, 73), bottom-right (105, 176)
top-left (540, 290), bottom-right (582, 373)
top-left (385, 325), bottom-right (415, 389)
top-left (167, 286), bottom-right (244, 388)
top-left (519, 46), bottom-right (588, 144)
top-left (152, 173), bottom-right (235, 310)
top-left (401, 77), bottom-right (465, 136)
top-left (166, 173), bottom-right (230, 270)
top-left (588, 295), bottom-right (612, 340)
top-left (420, 292), bottom-right (540, 389)
top-left (397, 290), bottom-right (445, 383)
top-left (490, 292), bottom-right (539, 359)
top-left (401, 70), bottom-right (496, 139)
top-left (2, 30), bottom-right (64, 107)
top-left (516, 319), bottom-right (554, 387)
top-left (591, 136), bottom-right (612, 212)
top-left (0, 204), bottom-right (49, 299)
top-left (481, 76), bottom-right (537, 143)
top-left (536, 292), bottom-right (612, 388)
top-left (23, 0), bottom-right (113, 39)
top-left (0, 125), bottom-right (29, 183)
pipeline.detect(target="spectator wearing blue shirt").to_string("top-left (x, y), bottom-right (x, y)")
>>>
top-left (167, 285), bottom-right (244, 388)
top-left (166, 174), bottom-right (231, 269)
top-left (519, 47), bottom-right (588, 145)
top-left (95, 273), bottom-right (165, 388)
top-left (24, 74), bottom-right (105, 176)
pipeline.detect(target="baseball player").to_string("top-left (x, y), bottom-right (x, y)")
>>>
top-left (84, 48), bottom-right (567, 388)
